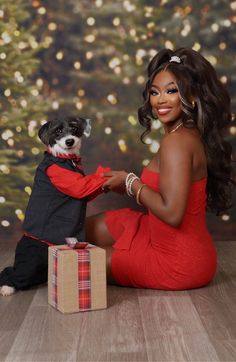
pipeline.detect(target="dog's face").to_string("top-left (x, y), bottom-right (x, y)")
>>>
top-left (38, 117), bottom-right (91, 157)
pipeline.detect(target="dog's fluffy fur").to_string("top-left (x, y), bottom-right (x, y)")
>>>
top-left (0, 116), bottom-right (91, 296)
top-left (39, 116), bottom-right (91, 158)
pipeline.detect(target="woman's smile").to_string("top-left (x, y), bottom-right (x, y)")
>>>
top-left (157, 107), bottom-right (172, 116)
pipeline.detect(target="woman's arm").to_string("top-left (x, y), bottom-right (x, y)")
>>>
top-left (103, 133), bottom-right (193, 227)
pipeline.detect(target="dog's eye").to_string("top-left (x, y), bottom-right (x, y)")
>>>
top-left (55, 128), bottom-right (62, 135)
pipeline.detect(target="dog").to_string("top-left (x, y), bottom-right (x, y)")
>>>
top-left (0, 116), bottom-right (107, 296)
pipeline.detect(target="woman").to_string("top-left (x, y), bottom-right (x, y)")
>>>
top-left (86, 48), bottom-right (235, 289)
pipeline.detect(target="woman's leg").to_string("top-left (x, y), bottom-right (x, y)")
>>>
top-left (85, 213), bottom-right (117, 284)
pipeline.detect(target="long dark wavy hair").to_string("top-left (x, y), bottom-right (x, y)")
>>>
top-left (138, 47), bottom-right (235, 215)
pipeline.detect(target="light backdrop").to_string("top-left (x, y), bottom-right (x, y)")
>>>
top-left (0, 0), bottom-right (235, 240)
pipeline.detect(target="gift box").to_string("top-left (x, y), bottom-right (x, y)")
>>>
top-left (48, 244), bottom-right (107, 313)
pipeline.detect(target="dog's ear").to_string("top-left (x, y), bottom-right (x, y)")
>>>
top-left (80, 118), bottom-right (91, 138)
top-left (38, 121), bottom-right (51, 145)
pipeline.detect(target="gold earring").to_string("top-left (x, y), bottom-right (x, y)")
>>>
top-left (192, 100), bottom-right (195, 108)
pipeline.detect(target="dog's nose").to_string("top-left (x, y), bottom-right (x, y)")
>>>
top-left (65, 138), bottom-right (75, 147)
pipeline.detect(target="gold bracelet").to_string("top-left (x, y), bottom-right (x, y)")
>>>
top-left (136, 184), bottom-right (146, 206)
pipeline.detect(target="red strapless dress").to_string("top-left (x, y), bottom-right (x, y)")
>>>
top-left (105, 167), bottom-right (217, 290)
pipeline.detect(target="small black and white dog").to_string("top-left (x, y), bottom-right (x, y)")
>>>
top-left (0, 116), bottom-right (104, 296)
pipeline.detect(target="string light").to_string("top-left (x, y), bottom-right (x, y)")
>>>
top-left (77, 89), bottom-right (85, 97)
top-left (24, 186), bottom-right (32, 195)
top-left (18, 41), bottom-right (27, 49)
top-left (15, 209), bottom-right (24, 221)
top-left (52, 101), bottom-right (59, 110)
top-left (113, 17), bottom-right (120, 26)
top-left (231, 1), bottom-right (236, 10)
top-left (7, 139), bottom-right (14, 146)
top-left (152, 120), bottom-right (162, 130)
top-left (4, 89), bottom-right (11, 97)
top-left (2, 130), bottom-right (13, 140)
top-left (128, 116), bottom-right (137, 126)
top-left (219, 42), bottom-right (227, 50)
top-left (76, 101), bottom-right (83, 110)
top-left (36, 78), bottom-right (43, 87)
top-left (2, 32), bottom-right (12, 44)
top-left (1, 220), bottom-right (10, 227)
top-left (104, 127), bottom-right (112, 134)
top-left (123, 77), bottom-right (130, 84)
top-left (84, 34), bottom-right (96, 43)
top-left (87, 17), bottom-right (95, 26)
top-left (48, 23), bottom-right (57, 31)
top-left (43, 36), bottom-right (53, 48)
top-left (95, 0), bottom-right (103, 7)
top-left (230, 126), bottom-right (236, 135)
top-left (109, 57), bottom-right (121, 69)
top-left (220, 76), bottom-right (228, 84)
top-left (211, 23), bottom-right (219, 32)
top-left (192, 42), bottom-right (201, 51)
top-left (123, 1), bottom-right (136, 12)
top-left (221, 214), bottom-right (230, 221)
top-left (118, 139), bottom-right (127, 152)
top-left (137, 75), bottom-right (145, 84)
top-left (86, 51), bottom-right (93, 59)
top-left (0, 52), bottom-right (6, 59)
top-left (0, 165), bottom-right (10, 174)
top-left (32, 147), bottom-right (40, 155)
top-left (206, 55), bottom-right (217, 66)
top-left (74, 61), bottom-right (81, 70)
top-left (20, 99), bottom-right (27, 108)
top-left (150, 140), bottom-right (160, 153)
top-left (142, 159), bottom-right (150, 166)
top-left (165, 40), bottom-right (174, 49)
top-left (38, 7), bottom-right (46, 15)
top-left (56, 51), bottom-right (64, 60)
top-left (107, 94), bottom-right (117, 105)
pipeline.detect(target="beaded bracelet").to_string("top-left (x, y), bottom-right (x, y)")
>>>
top-left (125, 173), bottom-right (140, 197)
top-left (136, 184), bottom-right (146, 206)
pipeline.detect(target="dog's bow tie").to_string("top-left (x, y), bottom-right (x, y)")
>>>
top-left (69, 155), bottom-right (81, 164)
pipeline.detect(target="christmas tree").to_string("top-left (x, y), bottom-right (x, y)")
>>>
top-left (0, 0), bottom-right (49, 229)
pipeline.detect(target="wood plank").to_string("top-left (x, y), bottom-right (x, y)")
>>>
top-left (0, 289), bottom-right (37, 359)
top-left (217, 241), bottom-right (236, 287)
top-left (138, 289), bottom-right (219, 361)
top-left (4, 286), bottom-right (148, 362)
top-left (210, 339), bottom-right (236, 362)
top-left (74, 287), bottom-right (148, 361)
top-left (189, 267), bottom-right (236, 341)
top-left (5, 286), bottom-right (84, 362)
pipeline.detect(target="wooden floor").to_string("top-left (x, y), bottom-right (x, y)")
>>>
top-left (0, 239), bottom-right (236, 362)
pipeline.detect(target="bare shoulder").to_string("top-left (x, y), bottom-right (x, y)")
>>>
top-left (159, 127), bottom-right (207, 180)
top-left (160, 127), bottom-right (203, 153)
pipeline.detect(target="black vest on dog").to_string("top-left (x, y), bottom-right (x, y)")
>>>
top-left (23, 152), bottom-right (87, 244)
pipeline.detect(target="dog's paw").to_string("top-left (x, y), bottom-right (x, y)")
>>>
top-left (0, 285), bottom-right (16, 296)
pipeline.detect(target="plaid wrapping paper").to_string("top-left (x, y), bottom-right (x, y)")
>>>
top-left (51, 246), bottom-right (91, 311)
top-left (48, 244), bottom-right (107, 313)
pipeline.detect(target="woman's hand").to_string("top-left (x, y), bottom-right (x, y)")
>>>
top-left (102, 170), bottom-right (128, 194)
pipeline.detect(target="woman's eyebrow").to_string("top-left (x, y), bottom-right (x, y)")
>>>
top-left (151, 81), bottom-right (176, 88)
